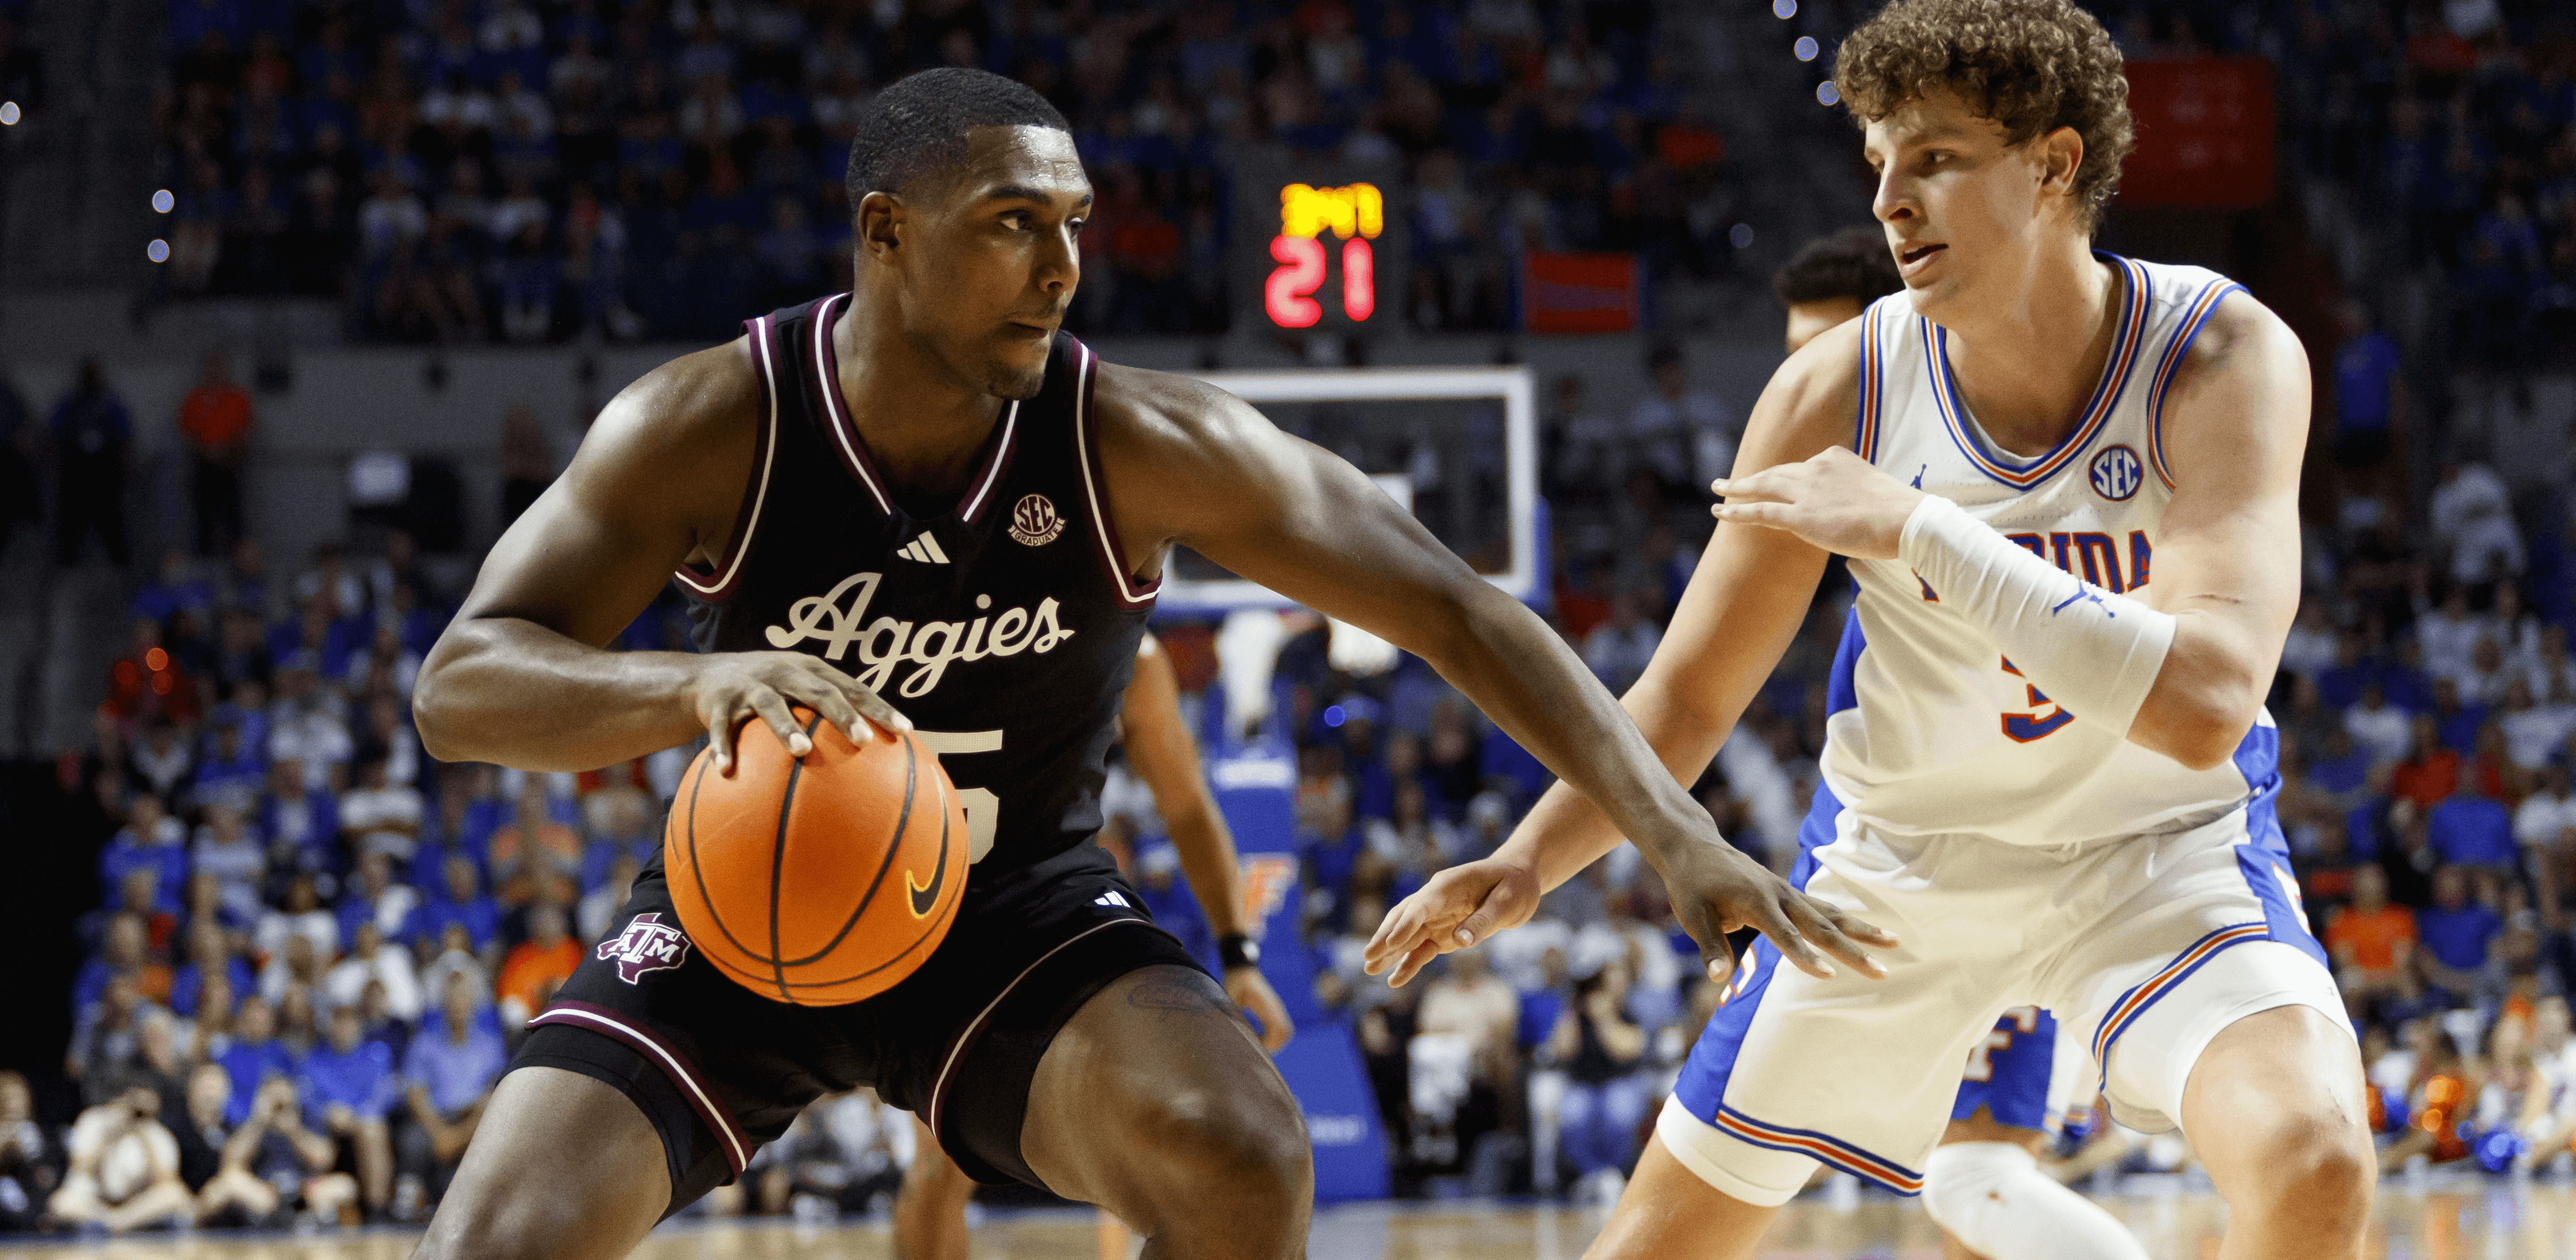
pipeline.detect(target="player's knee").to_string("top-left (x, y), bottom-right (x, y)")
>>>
top-left (1128, 1082), bottom-right (1312, 1220)
top-left (2232, 1100), bottom-right (2373, 1228)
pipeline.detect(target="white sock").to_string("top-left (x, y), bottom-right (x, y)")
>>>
top-left (1922, 1142), bottom-right (2149, 1260)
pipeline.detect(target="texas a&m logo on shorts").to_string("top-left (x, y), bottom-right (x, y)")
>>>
top-left (599, 912), bottom-right (691, 984)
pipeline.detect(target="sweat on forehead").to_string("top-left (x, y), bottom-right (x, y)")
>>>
top-left (843, 67), bottom-right (1072, 206)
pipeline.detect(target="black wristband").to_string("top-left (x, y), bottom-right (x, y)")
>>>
top-left (1218, 934), bottom-right (1260, 971)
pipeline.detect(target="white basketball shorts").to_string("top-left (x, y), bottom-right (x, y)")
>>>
top-left (1655, 778), bottom-right (2348, 1207)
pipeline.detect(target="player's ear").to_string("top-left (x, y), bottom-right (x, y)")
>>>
top-left (2037, 125), bottom-right (2086, 205)
top-left (855, 190), bottom-right (905, 265)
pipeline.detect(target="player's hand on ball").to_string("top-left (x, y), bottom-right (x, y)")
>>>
top-left (1362, 856), bottom-right (1543, 987)
top-left (1225, 967), bottom-right (1296, 1053)
top-left (1711, 447), bottom-right (1924, 560)
top-left (687, 650), bottom-right (912, 773)
top-left (1653, 832), bottom-right (1897, 985)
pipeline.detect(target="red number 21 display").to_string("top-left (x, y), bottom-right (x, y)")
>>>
top-left (1266, 183), bottom-right (1380, 328)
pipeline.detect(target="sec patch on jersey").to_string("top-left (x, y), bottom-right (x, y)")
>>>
top-left (2088, 444), bottom-right (2144, 502)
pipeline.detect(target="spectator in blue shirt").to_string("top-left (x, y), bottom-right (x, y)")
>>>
top-left (192, 718), bottom-right (266, 809)
top-left (2413, 866), bottom-right (2503, 1005)
top-left (2307, 727), bottom-right (2374, 811)
top-left (169, 922), bottom-right (254, 1020)
top-left (296, 1004), bottom-right (396, 1217)
top-left (255, 757), bottom-right (338, 875)
top-left (2428, 677), bottom-right (2487, 754)
top-left (2427, 792), bottom-right (2516, 871)
top-left (213, 997), bottom-right (296, 1127)
top-left (337, 851), bottom-right (421, 949)
top-left (396, 974), bottom-right (509, 1198)
top-left (98, 793), bottom-right (188, 916)
top-left (2316, 631), bottom-right (2375, 712)
top-left (2331, 303), bottom-right (2404, 491)
top-left (416, 854), bottom-right (501, 959)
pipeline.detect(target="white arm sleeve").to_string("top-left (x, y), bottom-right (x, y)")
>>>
top-left (1897, 495), bottom-right (2176, 737)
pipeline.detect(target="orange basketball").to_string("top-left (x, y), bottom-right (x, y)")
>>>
top-left (663, 708), bottom-right (969, 1006)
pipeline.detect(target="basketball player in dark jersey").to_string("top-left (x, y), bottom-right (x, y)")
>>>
top-left (407, 69), bottom-right (1892, 1260)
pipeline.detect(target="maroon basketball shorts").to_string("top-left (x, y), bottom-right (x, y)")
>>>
top-left (512, 842), bottom-right (1203, 1212)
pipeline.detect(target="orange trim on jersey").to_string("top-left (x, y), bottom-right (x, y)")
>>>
top-left (2144, 279), bottom-right (2248, 490)
top-left (1925, 255), bottom-right (2151, 490)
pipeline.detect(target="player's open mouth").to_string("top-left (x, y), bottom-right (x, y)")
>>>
top-left (1899, 242), bottom-right (1947, 274)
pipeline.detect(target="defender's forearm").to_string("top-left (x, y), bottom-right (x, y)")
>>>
top-left (414, 618), bottom-right (700, 771)
top-left (1415, 584), bottom-right (1709, 878)
top-left (1486, 670), bottom-right (1735, 893)
top-left (1165, 792), bottom-right (1252, 939)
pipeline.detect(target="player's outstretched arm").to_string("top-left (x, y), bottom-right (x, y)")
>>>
top-left (1094, 360), bottom-right (1893, 991)
top-left (1476, 320), bottom-right (1865, 898)
top-left (1119, 635), bottom-right (1294, 1051)
top-left (415, 342), bottom-right (911, 774)
top-left (1709, 293), bottom-right (2308, 770)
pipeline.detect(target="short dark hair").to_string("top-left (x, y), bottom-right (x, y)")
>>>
top-left (843, 68), bottom-right (1071, 209)
top-left (1773, 227), bottom-right (1904, 308)
top-left (1833, 0), bottom-right (2136, 231)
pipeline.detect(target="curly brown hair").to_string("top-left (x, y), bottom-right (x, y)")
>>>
top-left (1833, 0), bottom-right (2136, 230)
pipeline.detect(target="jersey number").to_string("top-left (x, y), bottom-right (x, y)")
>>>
top-left (1962, 1006), bottom-right (2042, 1081)
top-left (913, 729), bottom-right (1002, 864)
top-left (1998, 657), bottom-right (2075, 742)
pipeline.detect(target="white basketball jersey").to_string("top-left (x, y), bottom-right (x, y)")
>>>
top-left (1819, 254), bottom-right (2275, 848)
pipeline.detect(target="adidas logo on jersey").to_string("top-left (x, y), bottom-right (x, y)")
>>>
top-left (1094, 891), bottom-right (1130, 908)
top-left (896, 532), bottom-right (950, 564)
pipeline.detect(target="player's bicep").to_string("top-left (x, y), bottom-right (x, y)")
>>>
top-left (2139, 295), bottom-right (2308, 643)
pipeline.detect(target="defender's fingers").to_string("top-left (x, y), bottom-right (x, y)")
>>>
top-left (1708, 471), bottom-right (1794, 503)
top-left (1782, 894), bottom-right (1887, 979)
top-left (1389, 939), bottom-right (1444, 988)
top-left (706, 699), bottom-right (741, 776)
top-left (1829, 908), bottom-right (1901, 948)
top-left (1748, 898), bottom-right (1835, 979)
top-left (1363, 891), bottom-right (1438, 970)
top-left (833, 672), bottom-right (913, 734)
top-left (747, 689), bottom-right (812, 759)
top-left (1451, 874), bottom-right (1526, 949)
top-left (1711, 501), bottom-right (1792, 528)
top-left (795, 684), bottom-right (872, 748)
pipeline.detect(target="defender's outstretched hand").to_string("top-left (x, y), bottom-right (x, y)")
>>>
top-left (1225, 967), bottom-right (1296, 1053)
top-left (1362, 842), bottom-right (1895, 989)
top-left (1711, 446), bottom-right (1926, 560)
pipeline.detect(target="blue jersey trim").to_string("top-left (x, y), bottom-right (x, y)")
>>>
top-left (1925, 253), bottom-right (2151, 490)
top-left (2144, 280), bottom-right (2248, 489)
top-left (1824, 607), bottom-right (1866, 719)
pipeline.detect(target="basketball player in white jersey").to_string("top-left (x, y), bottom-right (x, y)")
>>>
top-left (1775, 232), bottom-right (2148, 1260)
top-left (1365, 2), bottom-right (2373, 1257)
top-left (894, 633), bottom-right (1292, 1260)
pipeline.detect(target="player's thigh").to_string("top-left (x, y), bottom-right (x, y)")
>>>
top-left (1583, 1133), bottom-right (1781, 1260)
top-left (1020, 965), bottom-right (1310, 1220)
top-left (411, 1067), bottom-right (669, 1260)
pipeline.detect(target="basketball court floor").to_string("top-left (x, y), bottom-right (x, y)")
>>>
top-left (4, 1176), bottom-right (2572, 1259)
